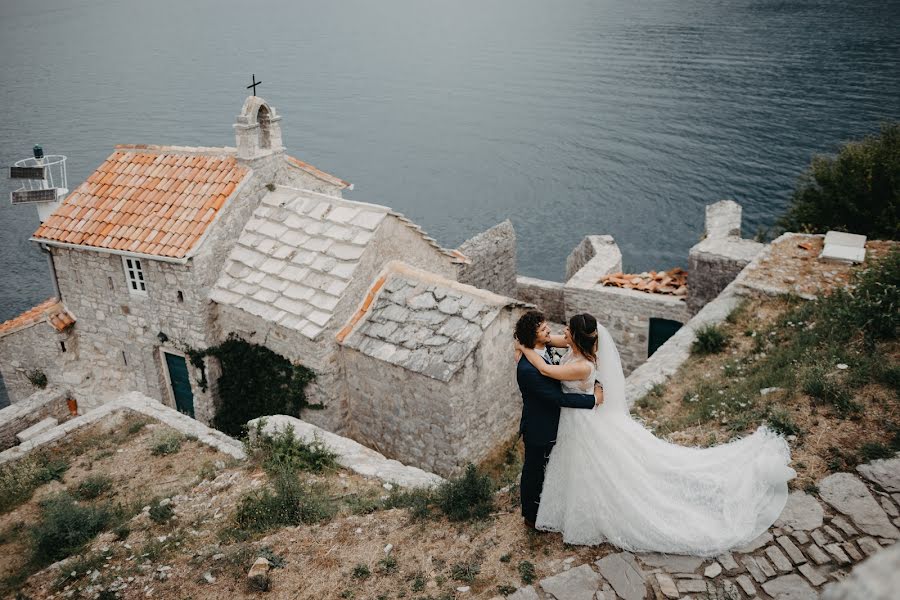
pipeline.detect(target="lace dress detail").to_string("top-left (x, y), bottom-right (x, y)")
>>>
top-left (535, 344), bottom-right (794, 556)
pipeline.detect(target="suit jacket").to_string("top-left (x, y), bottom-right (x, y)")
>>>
top-left (516, 355), bottom-right (595, 446)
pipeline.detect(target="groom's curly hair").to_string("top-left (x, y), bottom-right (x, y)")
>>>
top-left (515, 310), bottom-right (545, 348)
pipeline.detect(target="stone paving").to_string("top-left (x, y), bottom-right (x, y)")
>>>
top-left (494, 456), bottom-right (900, 599)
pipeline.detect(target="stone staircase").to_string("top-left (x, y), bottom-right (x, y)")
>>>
top-left (498, 457), bottom-right (899, 599)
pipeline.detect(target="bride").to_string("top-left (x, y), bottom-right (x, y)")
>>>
top-left (515, 313), bottom-right (795, 556)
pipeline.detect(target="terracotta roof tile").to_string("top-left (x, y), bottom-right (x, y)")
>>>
top-left (600, 268), bottom-right (688, 296)
top-left (0, 298), bottom-right (76, 338)
top-left (33, 149), bottom-right (250, 259)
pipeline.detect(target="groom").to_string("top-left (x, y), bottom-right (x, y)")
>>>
top-left (515, 310), bottom-right (600, 528)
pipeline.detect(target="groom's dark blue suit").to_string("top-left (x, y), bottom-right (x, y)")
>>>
top-left (516, 353), bottom-right (595, 524)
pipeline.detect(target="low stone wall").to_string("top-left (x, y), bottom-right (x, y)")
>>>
top-left (566, 283), bottom-right (689, 375)
top-left (624, 283), bottom-right (743, 407)
top-left (687, 237), bottom-right (763, 314)
top-left (250, 414), bottom-right (443, 488)
top-left (516, 276), bottom-right (565, 322)
top-left (456, 220), bottom-right (518, 298)
top-left (0, 391), bottom-right (245, 465)
top-left (0, 386), bottom-right (73, 451)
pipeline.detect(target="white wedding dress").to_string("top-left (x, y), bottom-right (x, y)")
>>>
top-left (535, 325), bottom-right (795, 556)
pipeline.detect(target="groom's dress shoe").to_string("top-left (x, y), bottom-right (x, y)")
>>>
top-left (523, 518), bottom-right (537, 530)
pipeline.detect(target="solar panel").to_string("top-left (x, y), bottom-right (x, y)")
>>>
top-left (9, 166), bottom-right (46, 179)
top-left (11, 188), bottom-right (58, 204)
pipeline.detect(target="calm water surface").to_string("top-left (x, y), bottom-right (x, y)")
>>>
top-left (1, 0), bottom-right (898, 323)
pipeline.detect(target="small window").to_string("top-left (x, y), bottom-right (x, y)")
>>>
top-left (122, 256), bottom-right (147, 294)
top-left (60, 341), bottom-right (66, 352)
top-left (176, 290), bottom-right (184, 303)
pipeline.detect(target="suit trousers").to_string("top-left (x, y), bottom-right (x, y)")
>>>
top-left (520, 441), bottom-right (555, 523)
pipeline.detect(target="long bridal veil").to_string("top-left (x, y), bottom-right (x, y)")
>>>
top-left (535, 324), bottom-right (796, 555)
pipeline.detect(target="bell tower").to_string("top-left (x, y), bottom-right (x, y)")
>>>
top-left (233, 96), bottom-right (284, 160)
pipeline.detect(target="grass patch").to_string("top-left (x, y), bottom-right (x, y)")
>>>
top-left (149, 499), bottom-right (175, 524)
top-left (450, 559), bottom-right (481, 584)
top-left (71, 474), bottom-right (113, 500)
top-left (233, 469), bottom-right (336, 534)
top-left (30, 493), bottom-right (117, 564)
top-left (517, 560), bottom-right (536, 585)
top-left (351, 563), bottom-right (371, 580)
top-left (150, 432), bottom-right (184, 456)
top-left (692, 324), bottom-right (729, 355)
top-left (0, 452), bottom-right (69, 513)
top-left (248, 423), bottom-right (338, 474)
top-left (436, 464), bottom-right (495, 522)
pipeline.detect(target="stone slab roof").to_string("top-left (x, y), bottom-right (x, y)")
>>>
top-left (338, 262), bottom-right (527, 382)
top-left (0, 298), bottom-right (75, 338)
top-left (211, 187), bottom-right (392, 340)
top-left (32, 146), bottom-right (250, 259)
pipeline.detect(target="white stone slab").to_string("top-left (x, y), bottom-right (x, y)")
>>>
top-left (820, 244), bottom-right (865, 264)
top-left (15, 416), bottom-right (59, 443)
top-left (824, 231), bottom-right (867, 249)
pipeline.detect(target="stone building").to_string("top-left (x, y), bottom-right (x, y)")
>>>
top-left (338, 261), bottom-right (528, 476)
top-left (0, 94), bottom-right (770, 476)
top-left (0, 96), bottom-right (349, 419)
top-left (209, 186), bottom-right (466, 431)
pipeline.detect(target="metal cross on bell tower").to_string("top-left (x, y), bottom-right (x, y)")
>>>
top-left (246, 74), bottom-right (262, 96)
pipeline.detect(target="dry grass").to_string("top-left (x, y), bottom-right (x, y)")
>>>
top-left (634, 292), bottom-right (900, 491)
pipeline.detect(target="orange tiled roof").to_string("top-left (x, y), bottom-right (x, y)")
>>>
top-left (600, 268), bottom-right (688, 296)
top-left (286, 155), bottom-right (351, 189)
top-left (33, 148), bottom-right (250, 259)
top-left (0, 298), bottom-right (76, 338)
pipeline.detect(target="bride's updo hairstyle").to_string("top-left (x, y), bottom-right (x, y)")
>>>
top-left (569, 313), bottom-right (598, 362)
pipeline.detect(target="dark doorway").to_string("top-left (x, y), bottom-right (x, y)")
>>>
top-left (164, 352), bottom-right (195, 418)
top-left (648, 318), bottom-right (682, 357)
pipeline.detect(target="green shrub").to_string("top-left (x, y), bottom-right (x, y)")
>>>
top-left (767, 410), bottom-right (801, 437)
top-left (859, 442), bottom-right (894, 462)
top-left (249, 424), bottom-right (338, 474)
top-left (0, 453), bottom-right (69, 513)
top-left (150, 432), bottom-right (184, 456)
top-left (234, 469), bottom-right (335, 534)
top-left (384, 487), bottom-right (435, 520)
top-left (351, 564), bottom-right (370, 580)
top-left (25, 369), bottom-right (48, 389)
top-left (72, 474), bottom-right (113, 500)
top-left (30, 493), bottom-right (115, 564)
top-left (190, 334), bottom-right (317, 437)
top-left (410, 572), bottom-right (426, 591)
top-left (517, 560), bottom-right (536, 585)
top-left (778, 123), bottom-right (900, 240)
top-left (437, 464), bottom-right (495, 522)
top-left (450, 560), bottom-right (481, 584)
top-left (377, 555), bottom-right (398, 574)
top-left (691, 325), bottom-right (729, 355)
top-left (497, 584), bottom-right (518, 596)
top-left (149, 501), bottom-right (174, 524)
top-left (127, 419), bottom-right (149, 435)
top-left (800, 365), bottom-right (860, 417)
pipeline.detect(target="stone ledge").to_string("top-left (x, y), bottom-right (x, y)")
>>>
top-left (0, 391), bottom-right (245, 465)
top-left (249, 414), bottom-right (444, 489)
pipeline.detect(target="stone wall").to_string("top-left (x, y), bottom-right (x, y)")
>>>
top-left (0, 391), bottom-right (245, 466)
top-left (341, 310), bottom-right (522, 477)
top-left (0, 320), bottom-right (76, 405)
top-left (515, 276), bottom-right (565, 323)
top-left (50, 247), bottom-right (216, 418)
top-left (565, 235), bottom-right (622, 282)
top-left (456, 220), bottom-right (517, 298)
top-left (0, 387), bottom-right (72, 451)
top-left (562, 235), bottom-right (685, 374)
top-left (565, 283), bottom-right (688, 374)
top-left (686, 200), bottom-right (763, 314)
